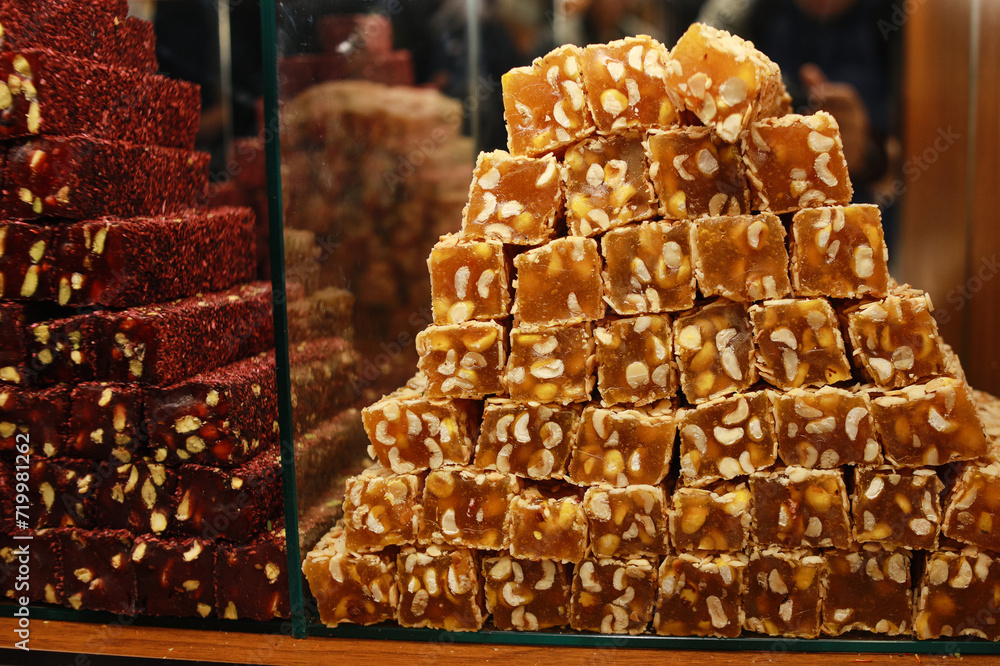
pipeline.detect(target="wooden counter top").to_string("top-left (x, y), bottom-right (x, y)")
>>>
top-left (1, 617), bottom-right (996, 665)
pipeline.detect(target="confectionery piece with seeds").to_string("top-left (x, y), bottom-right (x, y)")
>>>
top-left (601, 219), bottom-right (696, 315)
top-left (482, 555), bottom-right (572, 631)
top-left (581, 35), bottom-right (677, 133)
top-left (564, 132), bottom-right (656, 236)
top-left (914, 547), bottom-right (1000, 640)
top-left (677, 391), bottom-right (777, 486)
top-left (821, 544), bottom-right (913, 636)
top-left (502, 44), bottom-right (595, 157)
top-left (302, 524), bottom-right (399, 628)
top-left (420, 466), bottom-right (519, 550)
top-left (569, 556), bottom-right (658, 634)
top-left (415, 321), bottom-right (506, 399)
top-left (750, 466), bottom-right (851, 550)
top-left (790, 204), bottom-right (889, 299)
top-left (474, 399), bottom-right (580, 480)
top-left (742, 112), bottom-right (853, 214)
top-left (742, 546), bottom-right (826, 638)
top-left (772, 386), bottom-right (881, 468)
top-left (461, 151), bottom-right (562, 245)
top-left (653, 552), bottom-right (747, 637)
top-left (663, 23), bottom-right (787, 142)
top-left (428, 234), bottom-right (510, 324)
top-left (843, 288), bottom-right (946, 389)
top-left (567, 403), bottom-right (676, 487)
top-left (396, 545), bottom-right (485, 631)
top-left (670, 481), bottom-right (752, 553)
top-left (673, 298), bottom-right (757, 403)
top-left (645, 126), bottom-right (750, 219)
top-left (749, 298), bottom-right (853, 390)
top-left (505, 484), bottom-right (589, 563)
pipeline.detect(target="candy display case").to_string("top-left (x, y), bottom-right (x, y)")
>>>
top-left (1, 0), bottom-right (996, 659)
top-left (265, 0), bottom-right (1000, 654)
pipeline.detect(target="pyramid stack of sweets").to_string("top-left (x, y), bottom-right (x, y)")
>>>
top-left (0, 0), bottom-right (326, 623)
top-left (304, 23), bottom-right (999, 641)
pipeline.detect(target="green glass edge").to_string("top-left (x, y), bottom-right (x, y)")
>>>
top-left (7, 601), bottom-right (1000, 654)
top-left (259, 0), bottom-right (307, 641)
top-left (306, 622), bottom-right (1000, 654)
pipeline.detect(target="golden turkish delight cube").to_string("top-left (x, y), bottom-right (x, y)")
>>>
top-left (505, 324), bottom-right (595, 405)
top-left (750, 466), bottom-right (851, 550)
top-left (461, 151), bottom-right (561, 245)
top-left (645, 126), bottom-right (749, 220)
top-left (601, 219), bottom-right (696, 315)
top-left (914, 547), bottom-right (1000, 640)
top-left (844, 289), bottom-right (946, 388)
top-left (474, 399), bottom-right (581, 480)
top-left (852, 466), bottom-right (944, 550)
top-left (564, 132), bottom-right (655, 237)
top-left (742, 112), bottom-right (853, 214)
top-left (790, 205), bottom-right (890, 299)
top-left (749, 298), bottom-right (852, 390)
top-left (664, 23), bottom-right (785, 142)
top-left (343, 465), bottom-right (423, 553)
top-left (692, 213), bottom-right (792, 302)
top-left (514, 236), bottom-right (605, 328)
top-left (581, 35), bottom-right (678, 133)
top-left (505, 485), bottom-right (589, 563)
top-left (302, 524), bottom-right (398, 628)
top-left (396, 545), bottom-right (485, 631)
top-left (362, 388), bottom-right (476, 473)
top-left (569, 557), bottom-right (658, 634)
top-left (673, 298), bottom-right (757, 403)
top-left (653, 552), bottom-right (747, 637)
top-left (822, 544), bottom-right (913, 636)
top-left (583, 485), bottom-right (669, 559)
top-left (869, 377), bottom-right (989, 467)
top-left (482, 555), bottom-right (572, 630)
top-left (743, 546), bottom-right (827, 638)
top-left (670, 481), bottom-right (751, 552)
top-left (942, 463), bottom-right (1000, 551)
top-left (428, 234), bottom-right (510, 325)
top-left (415, 321), bottom-right (506, 399)
top-left (566, 403), bottom-right (676, 487)
top-left (773, 386), bottom-right (881, 468)
top-left (595, 314), bottom-right (677, 406)
top-left (502, 44), bottom-right (594, 157)
top-left (677, 391), bottom-right (777, 486)
top-left (420, 467), bottom-right (519, 550)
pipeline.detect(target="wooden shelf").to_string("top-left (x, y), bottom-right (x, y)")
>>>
top-left (1, 617), bottom-right (996, 665)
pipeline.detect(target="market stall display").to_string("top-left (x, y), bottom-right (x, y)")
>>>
top-left (304, 23), bottom-right (1000, 642)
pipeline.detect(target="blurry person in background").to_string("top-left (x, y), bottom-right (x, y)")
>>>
top-left (559, 0), bottom-right (672, 44)
top-left (699, 0), bottom-right (902, 254)
top-left (418, 0), bottom-right (522, 151)
top-left (502, 0), bottom-right (703, 56)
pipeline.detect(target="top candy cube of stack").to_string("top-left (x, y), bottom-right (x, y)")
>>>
top-left (580, 35), bottom-right (678, 134)
top-left (664, 23), bottom-right (787, 142)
